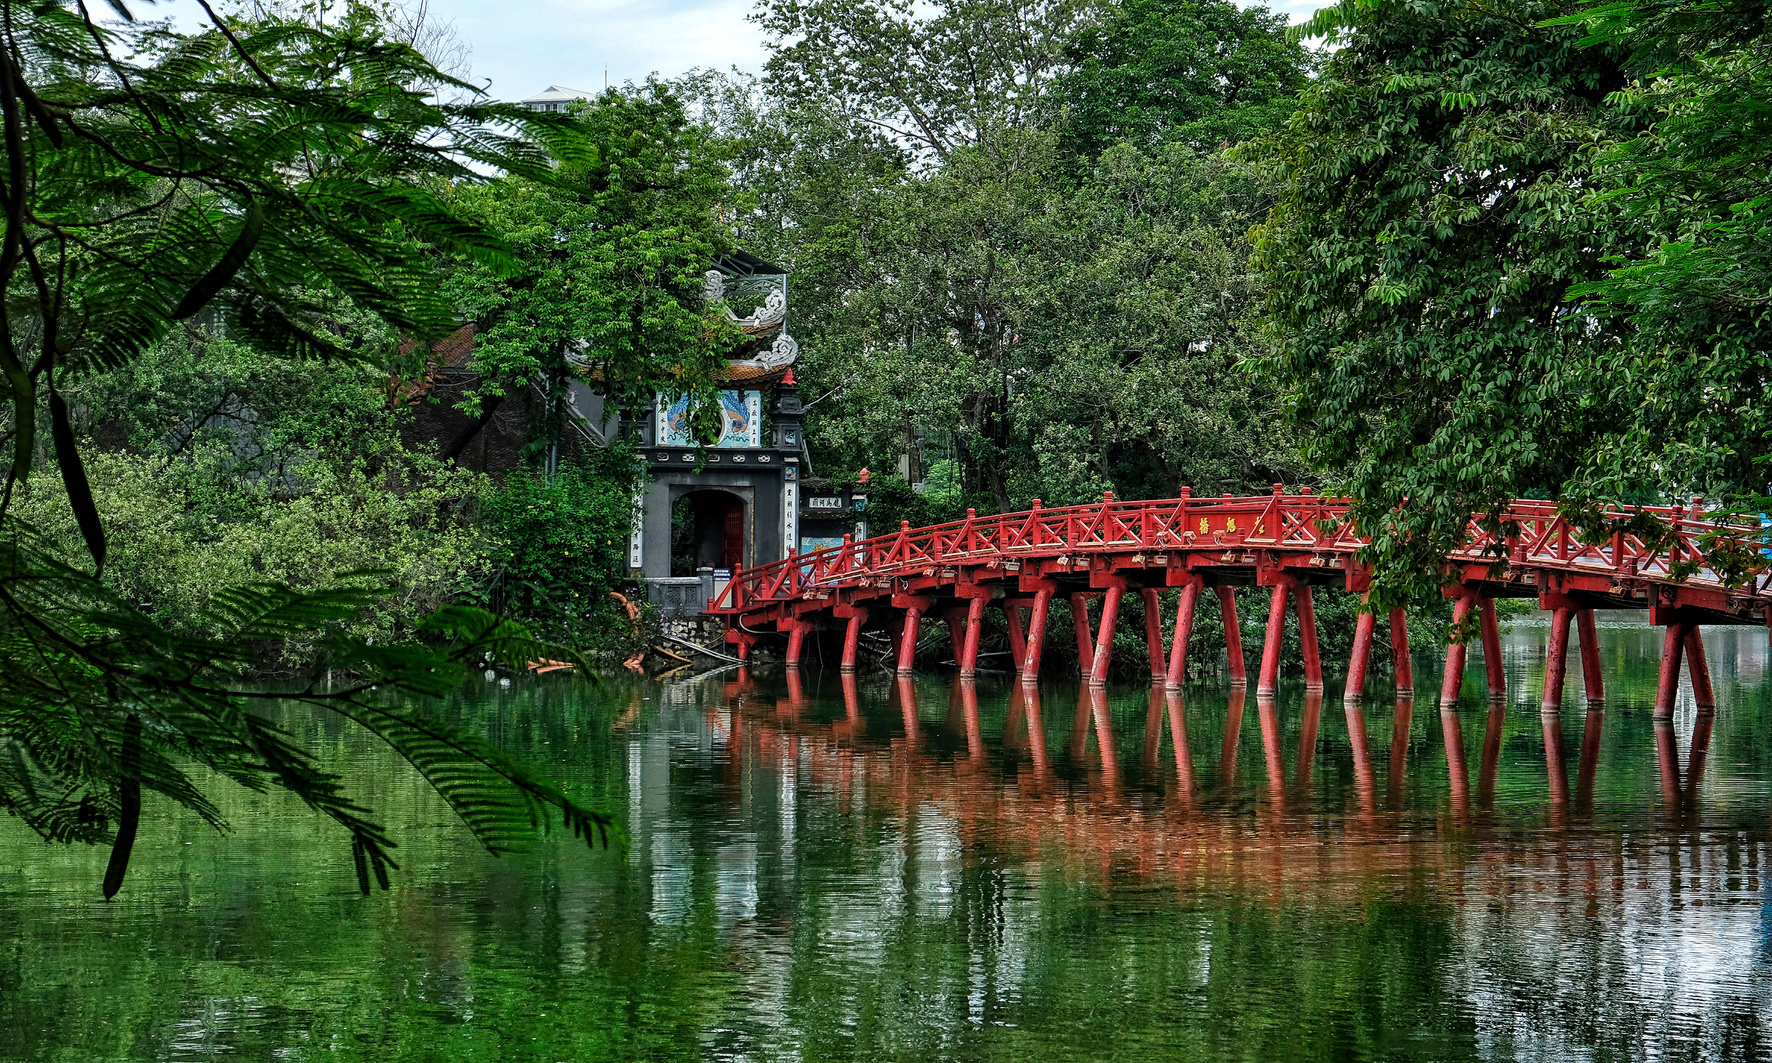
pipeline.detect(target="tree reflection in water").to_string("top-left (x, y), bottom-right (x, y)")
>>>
top-left (2, 625), bottom-right (1770, 1062)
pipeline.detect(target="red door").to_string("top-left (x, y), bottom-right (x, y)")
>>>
top-left (722, 501), bottom-right (745, 569)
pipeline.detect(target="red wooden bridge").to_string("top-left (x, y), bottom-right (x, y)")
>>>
top-left (709, 488), bottom-right (1770, 717)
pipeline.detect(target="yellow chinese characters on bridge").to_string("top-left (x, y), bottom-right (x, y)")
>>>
top-left (1200, 517), bottom-right (1236, 533)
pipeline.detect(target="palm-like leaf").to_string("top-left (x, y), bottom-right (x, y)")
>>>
top-left (0, 5), bottom-right (617, 894)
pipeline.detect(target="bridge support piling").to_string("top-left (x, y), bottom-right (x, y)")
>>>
top-left (897, 605), bottom-right (924, 674)
top-left (784, 619), bottom-right (813, 668)
top-left (1140, 588), bottom-right (1165, 682)
top-left (1576, 608), bottom-right (1603, 704)
top-left (1257, 583), bottom-right (1290, 696)
top-left (1071, 593), bottom-right (1095, 677)
top-left (1166, 579), bottom-right (1202, 690)
top-left (960, 595), bottom-right (986, 678)
top-left (1089, 584), bottom-right (1125, 686)
top-left (1684, 626), bottom-right (1715, 711)
top-left (1438, 591), bottom-right (1477, 710)
top-left (1345, 604), bottom-right (1376, 701)
top-left (1390, 609), bottom-right (1413, 694)
top-left (1480, 597), bottom-right (1506, 700)
top-left (1214, 587), bottom-right (1245, 685)
top-left (839, 608), bottom-right (869, 672)
top-left (942, 608), bottom-right (968, 666)
top-left (1297, 584), bottom-right (1323, 691)
top-left (1654, 622), bottom-right (1687, 719)
top-left (1002, 601), bottom-right (1027, 672)
top-left (1541, 606), bottom-right (1575, 712)
top-left (1021, 589), bottom-right (1053, 683)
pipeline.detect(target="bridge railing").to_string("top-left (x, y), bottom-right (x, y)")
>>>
top-left (1464, 501), bottom-right (1759, 583)
top-left (707, 494), bottom-right (1764, 615)
top-left (710, 491), bottom-right (1358, 613)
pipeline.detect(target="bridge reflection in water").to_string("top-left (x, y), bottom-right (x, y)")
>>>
top-left (721, 673), bottom-right (1726, 832)
top-left (608, 620), bottom-right (1772, 1060)
top-left (692, 642), bottom-right (1753, 913)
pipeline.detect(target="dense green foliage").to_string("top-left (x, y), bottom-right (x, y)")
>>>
top-left (472, 449), bottom-right (644, 646)
top-left (13, 316), bottom-right (492, 657)
top-left (703, 0), bottom-right (1314, 518)
top-left (1251, 0), bottom-right (1772, 604)
top-left (442, 84), bottom-right (740, 452)
top-left (1250, 0), bottom-right (1644, 606)
top-left (1052, 0), bottom-right (1314, 157)
top-left (0, 1), bottom-right (612, 895)
top-left (1558, 0), bottom-right (1772, 504)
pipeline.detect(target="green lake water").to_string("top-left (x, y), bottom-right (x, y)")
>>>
top-left (4, 617), bottom-right (1771, 1061)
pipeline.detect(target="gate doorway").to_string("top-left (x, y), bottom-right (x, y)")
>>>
top-left (670, 489), bottom-right (746, 576)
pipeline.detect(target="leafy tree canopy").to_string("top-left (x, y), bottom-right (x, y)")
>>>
top-left (707, 0), bottom-right (1311, 517)
top-left (1050, 0), bottom-right (1315, 159)
top-left (1, 0), bottom-right (612, 896)
top-left (1248, 0), bottom-right (1677, 607)
top-left (1552, 0), bottom-right (1772, 506)
top-left (442, 83), bottom-right (740, 453)
top-left (752, 0), bottom-right (1086, 160)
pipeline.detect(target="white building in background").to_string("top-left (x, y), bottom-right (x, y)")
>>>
top-left (521, 85), bottom-right (595, 112)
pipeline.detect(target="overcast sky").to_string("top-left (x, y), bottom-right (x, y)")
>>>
top-left (141, 0), bottom-right (1323, 104)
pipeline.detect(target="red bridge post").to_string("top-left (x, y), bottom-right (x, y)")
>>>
top-left (1297, 584), bottom-right (1323, 692)
top-left (1541, 605), bottom-right (1575, 712)
top-left (1684, 626), bottom-right (1715, 711)
top-left (1344, 601), bottom-right (1376, 701)
top-left (1390, 609), bottom-right (1413, 694)
top-left (1651, 616), bottom-right (1716, 718)
top-left (1479, 596), bottom-right (1506, 701)
top-left (1089, 579), bottom-right (1127, 687)
top-left (1002, 601), bottom-right (1028, 671)
top-left (1576, 608), bottom-right (1603, 705)
top-left (1257, 575), bottom-right (1322, 696)
top-left (1070, 593), bottom-right (1096, 677)
top-left (1139, 588), bottom-right (1165, 683)
top-left (1257, 582), bottom-right (1290, 696)
top-left (942, 607), bottom-right (968, 668)
top-left (1654, 621), bottom-right (1687, 719)
top-left (1218, 587), bottom-right (1246, 685)
top-left (1438, 587), bottom-right (1478, 710)
top-left (784, 618), bottom-right (815, 668)
top-left (892, 595), bottom-right (931, 675)
top-left (836, 605), bottom-right (869, 672)
top-left (1021, 588), bottom-right (1054, 683)
top-left (1165, 577), bottom-right (1203, 690)
top-left (959, 593), bottom-right (987, 678)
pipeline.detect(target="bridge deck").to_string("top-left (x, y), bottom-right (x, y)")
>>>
top-left (707, 489), bottom-right (1769, 717)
